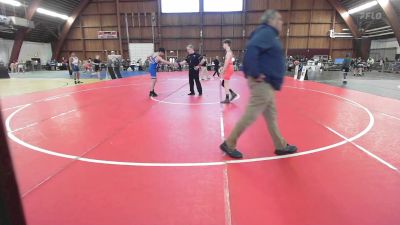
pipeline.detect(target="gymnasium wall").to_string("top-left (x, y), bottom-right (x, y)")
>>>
top-left (60, 0), bottom-right (354, 61)
top-left (0, 38), bottom-right (52, 65)
top-left (0, 38), bottom-right (13, 65)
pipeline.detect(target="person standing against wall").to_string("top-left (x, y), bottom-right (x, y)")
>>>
top-left (69, 52), bottom-right (82, 84)
top-left (212, 56), bottom-right (220, 78)
top-left (107, 51), bottom-right (122, 79)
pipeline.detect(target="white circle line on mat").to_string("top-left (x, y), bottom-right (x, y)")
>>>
top-left (5, 85), bottom-right (374, 167)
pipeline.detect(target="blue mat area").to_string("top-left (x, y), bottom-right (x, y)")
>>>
top-left (95, 70), bottom-right (147, 79)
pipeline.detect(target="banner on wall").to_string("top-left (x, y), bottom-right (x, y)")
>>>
top-left (98, 31), bottom-right (118, 39)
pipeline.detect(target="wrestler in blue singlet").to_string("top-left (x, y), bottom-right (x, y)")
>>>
top-left (149, 55), bottom-right (158, 79)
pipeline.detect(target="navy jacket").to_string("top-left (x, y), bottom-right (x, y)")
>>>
top-left (243, 24), bottom-right (285, 90)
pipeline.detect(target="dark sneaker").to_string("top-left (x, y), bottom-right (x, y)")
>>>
top-left (77, 81), bottom-right (83, 84)
top-left (220, 142), bottom-right (243, 159)
top-left (188, 92), bottom-right (195, 96)
top-left (149, 91), bottom-right (158, 97)
top-left (221, 99), bottom-right (230, 104)
top-left (230, 92), bottom-right (238, 101)
top-left (275, 144), bottom-right (298, 155)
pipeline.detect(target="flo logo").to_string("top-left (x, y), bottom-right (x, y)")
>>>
top-left (359, 12), bottom-right (383, 20)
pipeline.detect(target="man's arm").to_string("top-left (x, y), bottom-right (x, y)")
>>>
top-left (69, 57), bottom-right (73, 70)
top-left (194, 57), bottom-right (206, 70)
top-left (244, 28), bottom-right (274, 80)
top-left (156, 56), bottom-right (173, 65)
top-left (179, 60), bottom-right (188, 66)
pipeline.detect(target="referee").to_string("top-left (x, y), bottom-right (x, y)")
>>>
top-left (179, 45), bottom-right (206, 96)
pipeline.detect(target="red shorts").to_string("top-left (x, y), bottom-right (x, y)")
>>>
top-left (224, 65), bottom-right (234, 80)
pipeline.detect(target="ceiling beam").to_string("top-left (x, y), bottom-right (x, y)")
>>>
top-left (8, 0), bottom-right (43, 64)
top-left (52, 0), bottom-right (91, 60)
top-left (377, 0), bottom-right (400, 45)
top-left (326, 0), bottom-right (360, 38)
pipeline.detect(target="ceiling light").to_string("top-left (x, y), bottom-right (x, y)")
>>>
top-left (348, 1), bottom-right (378, 14)
top-left (37, 8), bottom-right (69, 20)
top-left (0, 0), bottom-right (22, 7)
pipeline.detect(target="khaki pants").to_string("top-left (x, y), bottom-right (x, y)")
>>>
top-left (226, 78), bottom-right (287, 150)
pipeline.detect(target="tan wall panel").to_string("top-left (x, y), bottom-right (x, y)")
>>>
top-left (313, 0), bottom-right (332, 9)
top-left (69, 28), bottom-right (82, 39)
top-left (204, 14), bottom-right (221, 25)
top-left (140, 27), bottom-right (153, 39)
top-left (221, 26), bottom-right (243, 38)
top-left (247, 0), bottom-right (267, 11)
top-left (161, 27), bottom-right (180, 38)
top-left (161, 14), bottom-right (179, 26)
top-left (245, 25), bottom-right (258, 37)
top-left (311, 11), bottom-right (332, 23)
top-left (99, 2), bottom-right (116, 14)
top-left (203, 27), bottom-right (221, 38)
top-left (204, 39), bottom-right (222, 51)
top-left (103, 40), bottom-right (119, 51)
top-left (246, 12), bottom-right (263, 24)
top-left (60, 51), bottom-right (71, 58)
top-left (101, 26), bottom-right (118, 31)
top-left (280, 12), bottom-right (290, 23)
top-left (310, 24), bottom-right (330, 36)
top-left (332, 50), bottom-right (353, 59)
top-left (83, 28), bottom-right (100, 39)
top-left (101, 15), bottom-right (118, 27)
top-left (292, 0), bottom-right (314, 9)
top-left (203, 50), bottom-right (224, 58)
top-left (181, 27), bottom-right (200, 38)
top-left (180, 14), bottom-right (201, 25)
top-left (83, 3), bottom-right (98, 14)
top-left (309, 37), bottom-right (330, 48)
top-left (65, 40), bottom-right (83, 51)
top-left (270, 0), bottom-right (291, 10)
top-left (229, 38), bottom-right (244, 50)
top-left (119, 1), bottom-right (157, 12)
top-left (119, 2), bottom-right (138, 13)
top-left (74, 52), bottom-right (85, 60)
top-left (333, 39), bottom-right (353, 49)
top-left (290, 24), bottom-right (309, 36)
top-left (222, 13), bottom-right (242, 25)
top-left (290, 11), bottom-right (310, 23)
top-left (289, 37), bottom-right (308, 48)
top-left (222, 26), bottom-right (234, 37)
top-left (163, 39), bottom-right (181, 50)
top-left (82, 15), bottom-right (101, 27)
top-left (85, 40), bottom-right (103, 51)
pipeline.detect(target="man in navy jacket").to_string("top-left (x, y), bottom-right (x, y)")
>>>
top-left (220, 10), bottom-right (298, 159)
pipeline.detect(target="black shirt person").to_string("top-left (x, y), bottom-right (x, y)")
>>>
top-left (213, 56), bottom-right (220, 77)
top-left (179, 45), bottom-right (206, 96)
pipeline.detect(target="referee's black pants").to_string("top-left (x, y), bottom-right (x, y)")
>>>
top-left (108, 66), bottom-right (122, 79)
top-left (213, 66), bottom-right (220, 77)
top-left (189, 69), bottom-right (202, 94)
